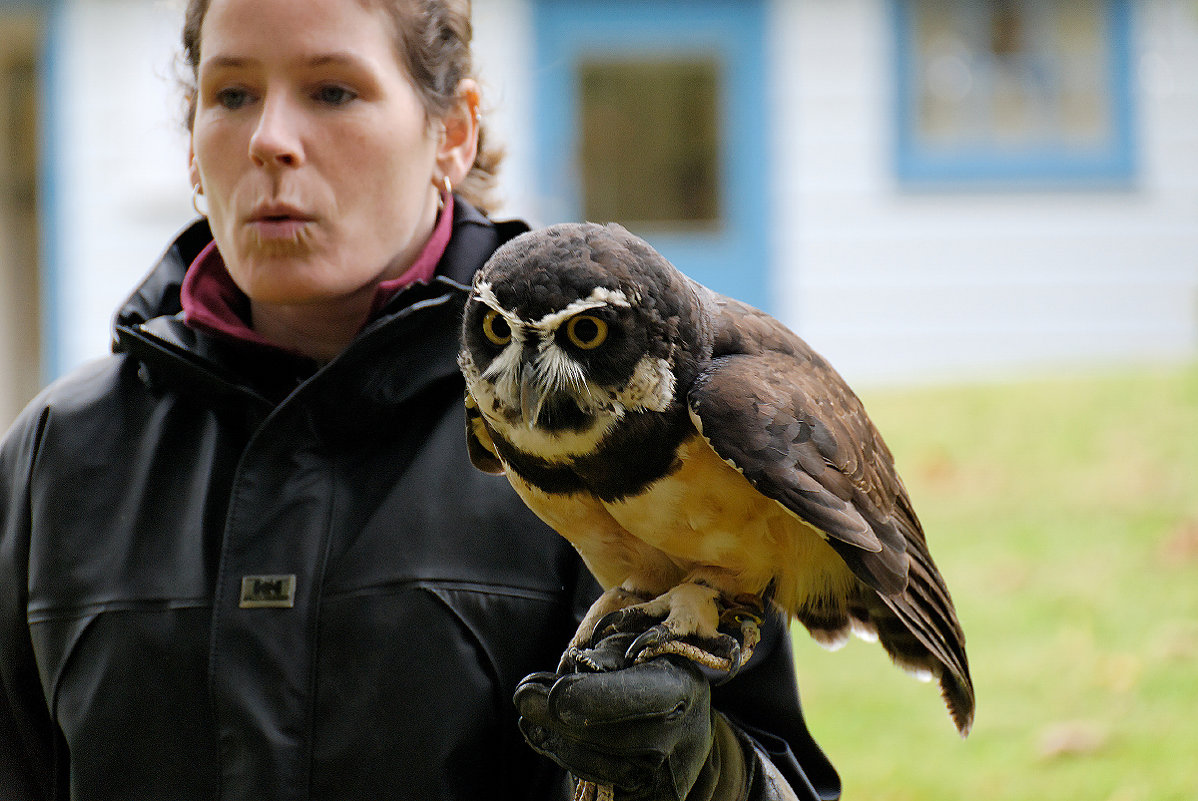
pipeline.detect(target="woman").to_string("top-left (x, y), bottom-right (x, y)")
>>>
top-left (0, 0), bottom-right (840, 798)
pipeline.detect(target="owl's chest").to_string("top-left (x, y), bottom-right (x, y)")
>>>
top-left (601, 434), bottom-right (797, 571)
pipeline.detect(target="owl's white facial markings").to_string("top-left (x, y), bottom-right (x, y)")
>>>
top-left (461, 285), bottom-right (675, 462)
top-left (528, 286), bottom-right (635, 333)
top-left (623, 353), bottom-right (676, 414)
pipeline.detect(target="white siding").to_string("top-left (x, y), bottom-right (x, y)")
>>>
top-left (50, 0), bottom-right (194, 375)
top-left (472, 0), bottom-right (540, 223)
top-left (772, 0), bottom-right (1198, 384)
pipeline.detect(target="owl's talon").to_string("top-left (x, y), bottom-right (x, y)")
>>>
top-left (624, 624), bottom-right (668, 661)
top-left (624, 624), bottom-right (751, 680)
top-left (557, 646), bottom-right (586, 674)
top-left (591, 606), bottom-right (659, 643)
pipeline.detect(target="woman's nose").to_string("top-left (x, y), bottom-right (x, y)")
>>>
top-left (249, 94), bottom-right (303, 168)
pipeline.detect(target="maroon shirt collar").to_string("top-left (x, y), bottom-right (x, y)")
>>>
top-left (181, 193), bottom-right (455, 352)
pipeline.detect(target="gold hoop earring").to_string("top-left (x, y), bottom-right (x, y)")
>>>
top-left (191, 184), bottom-right (208, 218)
top-left (442, 176), bottom-right (453, 196)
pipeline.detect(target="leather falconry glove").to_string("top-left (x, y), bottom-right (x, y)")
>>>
top-left (514, 632), bottom-right (751, 801)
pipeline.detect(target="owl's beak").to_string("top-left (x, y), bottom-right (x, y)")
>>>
top-left (519, 364), bottom-right (549, 428)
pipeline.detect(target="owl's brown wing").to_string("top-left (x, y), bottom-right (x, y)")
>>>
top-left (687, 294), bottom-right (974, 735)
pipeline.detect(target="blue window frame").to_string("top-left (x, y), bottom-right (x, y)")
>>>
top-left (894, 0), bottom-right (1136, 187)
top-left (533, 0), bottom-right (771, 311)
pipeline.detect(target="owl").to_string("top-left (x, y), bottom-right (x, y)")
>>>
top-left (458, 222), bottom-right (973, 735)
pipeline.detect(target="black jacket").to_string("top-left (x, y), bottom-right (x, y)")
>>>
top-left (0, 201), bottom-right (839, 800)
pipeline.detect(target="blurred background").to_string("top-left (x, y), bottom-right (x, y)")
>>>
top-left (1, 0), bottom-right (1195, 798)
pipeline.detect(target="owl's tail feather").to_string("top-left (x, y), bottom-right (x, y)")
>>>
top-left (867, 539), bottom-right (975, 736)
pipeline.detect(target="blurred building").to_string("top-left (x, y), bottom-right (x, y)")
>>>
top-left (2, 0), bottom-right (1196, 427)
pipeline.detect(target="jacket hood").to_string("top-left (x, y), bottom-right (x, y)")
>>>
top-left (113, 218), bottom-right (213, 338)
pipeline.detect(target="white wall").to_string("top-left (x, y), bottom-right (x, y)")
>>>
top-left (471, 0), bottom-right (541, 224)
top-left (50, 0), bottom-right (194, 375)
top-left (774, 0), bottom-right (1198, 385)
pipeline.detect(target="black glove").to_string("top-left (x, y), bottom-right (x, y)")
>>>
top-left (514, 633), bottom-right (749, 801)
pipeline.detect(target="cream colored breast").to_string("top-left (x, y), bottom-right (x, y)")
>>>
top-left (601, 436), bottom-right (785, 570)
top-left (601, 434), bottom-right (855, 607)
top-left (504, 469), bottom-right (685, 592)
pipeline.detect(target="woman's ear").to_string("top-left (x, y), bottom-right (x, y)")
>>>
top-left (434, 78), bottom-right (480, 189)
top-left (188, 143), bottom-right (202, 191)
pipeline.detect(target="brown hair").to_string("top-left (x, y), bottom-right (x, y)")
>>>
top-left (181, 0), bottom-right (503, 214)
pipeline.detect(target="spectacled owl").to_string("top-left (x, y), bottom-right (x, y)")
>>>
top-left (457, 222), bottom-right (974, 736)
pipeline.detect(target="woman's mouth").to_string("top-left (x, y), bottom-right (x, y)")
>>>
top-left (247, 204), bottom-right (316, 241)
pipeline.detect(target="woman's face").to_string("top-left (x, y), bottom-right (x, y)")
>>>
top-left (190, 0), bottom-right (450, 310)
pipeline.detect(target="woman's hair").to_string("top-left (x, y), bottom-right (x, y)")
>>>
top-left (181, 0), bottom-right (503, 214)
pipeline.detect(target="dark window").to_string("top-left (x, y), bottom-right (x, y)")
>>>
top-left (578, 57), bottom-right (722, 229)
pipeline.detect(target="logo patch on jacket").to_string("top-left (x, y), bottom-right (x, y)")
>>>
top-left (239, 575), bottom-right (297, 608)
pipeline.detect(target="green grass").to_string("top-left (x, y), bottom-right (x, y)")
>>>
top-left (789, 364), bottom-right (1198, 801)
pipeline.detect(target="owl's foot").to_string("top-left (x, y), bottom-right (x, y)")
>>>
top-left (627, 598), bottom-right (764, 680)
top-left (579, 583), bottom-right (765, 680)
top-left (559, 586), bottom-right (654, 674)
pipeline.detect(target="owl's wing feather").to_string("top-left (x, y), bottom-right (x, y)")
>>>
top-left (688, 348), bottom-right (909, 595)
top-left (689, 295), bottom-right (974, 733)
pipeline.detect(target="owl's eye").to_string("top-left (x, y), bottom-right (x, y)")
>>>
top-left (482, 309), bottom-right (512, 346)
top-left (566, 315), bottom-right (608, 350)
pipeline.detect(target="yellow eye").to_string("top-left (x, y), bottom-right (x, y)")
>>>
top-left (566, 315), bottom-right (608, 350)
top-left (482, 309), bottom-right (512, 346)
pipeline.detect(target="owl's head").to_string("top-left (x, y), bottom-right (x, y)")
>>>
top-left (458, 222), bottom-right (703, 459)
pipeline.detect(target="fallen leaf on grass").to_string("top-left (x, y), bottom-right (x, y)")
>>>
top-left (1149, 620), bottom-right (1198, 662)
top-left (1159, 519), bottom-right (1198, 564)
top-left (1036, 721), bottom-right (1110, 760)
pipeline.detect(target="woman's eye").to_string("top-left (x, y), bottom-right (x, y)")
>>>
top-left (482, 309), bottom-right (512, 346)
top-left (566, 315), bottom-right (608, 350)
top-left (314, 85), bottom-right (357, 106)
top-left (215, 87), bottom-right (253, 110)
